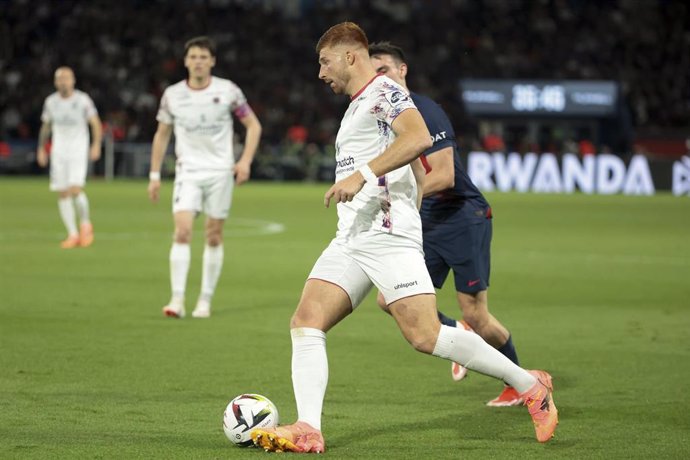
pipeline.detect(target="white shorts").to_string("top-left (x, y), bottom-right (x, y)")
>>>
top-left (172, 170), bottom-right (234, 219)
top-left (50, 156), bottom-right (88, 191)
top-left (308, 232), bottom-right (435, 308)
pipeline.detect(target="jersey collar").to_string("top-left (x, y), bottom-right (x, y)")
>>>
top-left (186, 76), bottom-right (213, 91)
top-left (350, 73), bottom-right (383, 100)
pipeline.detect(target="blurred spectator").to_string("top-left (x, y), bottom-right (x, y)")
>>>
top-left (0, 141), bottom-right (10, 158)
top-left (579, 139), bottom-right (597, 156)
top-left (483, 133), bottom-right (506, 153)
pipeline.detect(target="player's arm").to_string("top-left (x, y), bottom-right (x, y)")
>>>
top-left (88, 115), bottom-right (103, 161)
top-left (410, 157), bottom-right (426, 209)
top-left (421, 147), bottom-right (454, 196)
top-left (369, 109), bottom-right (432, 181)
top-left (148, 122), bottom-right (173, 203)
top-left (37, 122), bottom-right (52, 167)
top-left (234, 109), bottom-right (262, 186)
top-left (324, 109), bottom-right (432, 207)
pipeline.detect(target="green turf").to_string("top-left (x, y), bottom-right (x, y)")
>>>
top-left (1, 178), bottom-right (689, 459)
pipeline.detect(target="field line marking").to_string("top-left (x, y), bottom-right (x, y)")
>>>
top-left (0, 218), bottom-right (286, 241)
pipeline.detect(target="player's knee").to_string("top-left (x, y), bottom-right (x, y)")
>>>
top-left (174, 228), bottom-right (192, 244)
top-left (290, 304), bottom-right (320, 329)
top-left (459, 295), bottom-right (487, 329)
top-left (404, 330), bottom-right (437, 354)
top-left (462, 308), bottom-right (488, 331)
top-left (391, 301), bottom-right (439, 353)
top-left (205, 222), bottom-right (224, 246)
top-left (206, 233), bottom-right (223, 246)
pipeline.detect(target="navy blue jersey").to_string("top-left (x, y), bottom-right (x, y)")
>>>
top-left (411, 92), bottom-right (490, 226)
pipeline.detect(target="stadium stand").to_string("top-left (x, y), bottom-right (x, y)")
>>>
top-left (1, 0), bottom-right (688, 177)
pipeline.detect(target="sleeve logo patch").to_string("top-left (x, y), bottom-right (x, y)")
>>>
top-left (386, 90), bottom-right (405, 105)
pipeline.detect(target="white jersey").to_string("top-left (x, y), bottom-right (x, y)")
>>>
top-left (41, 90), bottom-right (97, 159)
top-left (157, 76), bottom-right (249, 173)
top-left (333, 74), bottom-right (422, 245)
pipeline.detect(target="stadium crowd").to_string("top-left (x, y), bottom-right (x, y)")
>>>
top-left (1, 0), bottom-right (688, 175)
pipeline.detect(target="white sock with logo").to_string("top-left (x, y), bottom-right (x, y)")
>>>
top-left (291, 327), bottom-right (327, 431)
top-left (200, 244), bottom-right (224, 302)
top-left (169, 243), bottom-right (190, 303)
top-left (74, 192), bottom-right (91, 223)
top-left (432, 325), bottom-right (536, 393)
top-left (58, 197), bottom-right (78, 236)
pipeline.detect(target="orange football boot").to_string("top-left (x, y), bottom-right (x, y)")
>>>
top-left (252, 421), bottom-right (325, 453)
top-left (79, 222), bottom-right (94, 247)
top-left (60, 235), bottom-right (81, 249)
top-left (521, 370), bottom-right (558, 442)
top-left (487, 386), bottom-right (523, 407)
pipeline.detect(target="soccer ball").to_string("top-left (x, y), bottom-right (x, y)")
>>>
top-left (223, 394), bottom-right (279, 447)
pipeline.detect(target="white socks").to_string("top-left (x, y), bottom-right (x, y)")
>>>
top-left (58, 197), bottom-right (78, 236)
top-left (168, 243), bottom-right (223, 307)
top-left (169, 243), bottom-right (191, 300)
top-left (291, 328), bottom-right (328, 431)
top-left (200, 244), bottom-right (224, 302)
top-left (74, 192), bottom-right (90, 223)
top-left (432, 325), bottom-right (536, 393)
top-left (58, 193), bottom-right (91, 236)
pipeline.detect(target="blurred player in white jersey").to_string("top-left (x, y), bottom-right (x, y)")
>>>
top-left (37, 66), bottom-right (102, 248)
top-left (251, 23), bottom-right (557, 453)
top-left (148, 36), bottom-right (262, 319)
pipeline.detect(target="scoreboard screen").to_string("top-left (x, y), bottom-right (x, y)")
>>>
top-left (460, 79), bottom-right (618, 117)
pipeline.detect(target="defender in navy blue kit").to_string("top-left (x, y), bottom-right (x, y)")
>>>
top-left (412, 92), bottom-right (493, 294)
top-left (370, 42), bottom-right (524, 406)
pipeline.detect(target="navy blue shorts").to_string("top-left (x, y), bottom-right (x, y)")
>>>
top-left (423, 217), bottom-right (492, 294)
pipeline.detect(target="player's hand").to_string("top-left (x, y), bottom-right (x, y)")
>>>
top-left (148, 179), bottom-right (161, 203)
top-left (324, 171), bottom-right (366, 208)
top-left (89, 144), bottom-right (101, 162)
top-left (234, 161), bottom-right (251, 186)
top-left (37, 147), bottom-right (48, 167)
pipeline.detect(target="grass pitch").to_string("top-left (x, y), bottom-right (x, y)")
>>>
top-left (1, 178), bottom-right (689, 459)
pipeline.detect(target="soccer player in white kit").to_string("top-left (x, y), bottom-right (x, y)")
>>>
top-left (147, 36), bottom-right (262, 319)
top-left (251, 23), bottom-right (558, 453)
top-left (37, 66), bottom-right (102, 249)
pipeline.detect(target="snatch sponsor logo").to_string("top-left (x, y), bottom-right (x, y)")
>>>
top-left (335, 155), bottom-right (356, 175)
top-left (394, 280), bottom-right (418, 290)
top-left (336, 156), bottom-right (355, 168)
top-left (185, 123), bottom-right (223, 136)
